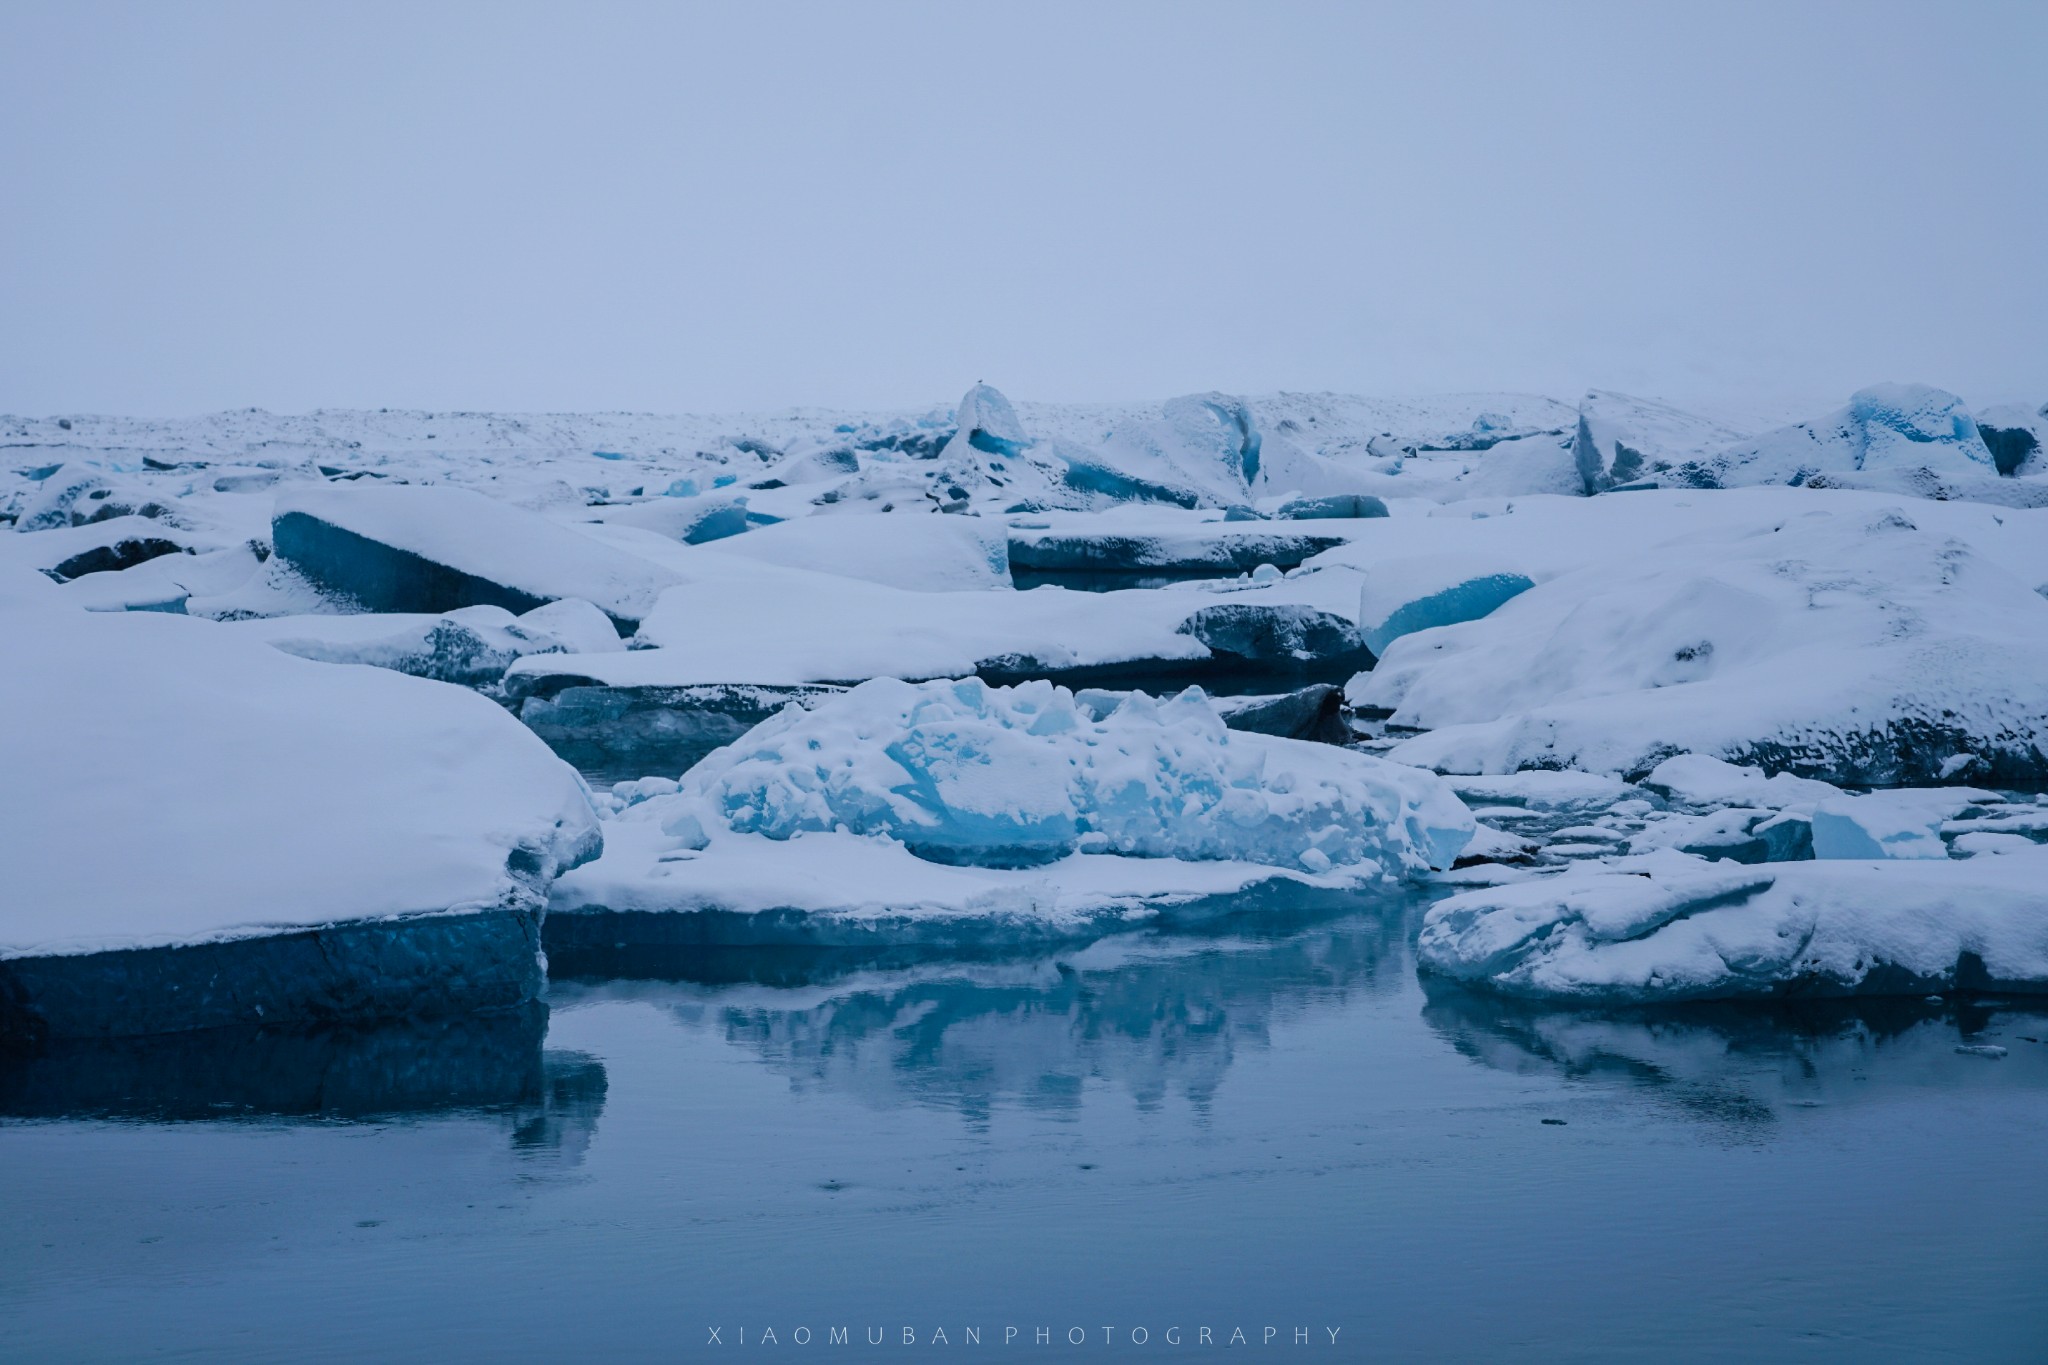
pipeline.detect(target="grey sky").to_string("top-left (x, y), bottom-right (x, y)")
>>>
top-left (2, 0), bottom-right (2042, 419)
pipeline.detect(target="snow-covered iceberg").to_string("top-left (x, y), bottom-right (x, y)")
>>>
top-left (549, 679), bottom-right (1472, 944)
top-left (1417, 848), bottom-right (2048, 1002)
top-left (272, 484), bottom-right (684, 630)
top-left (0, 598), bottom-right (601, 1043)
top-left (1674, 384), bottom-right (2028, 502)
top-left (1364, 497), bottom-right (2048, 785)
top-left (1572, 390), bottom-right (1746, 495)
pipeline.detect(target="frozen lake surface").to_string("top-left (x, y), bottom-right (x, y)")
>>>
top-left (5, 897), bottom-right (2045, 1362)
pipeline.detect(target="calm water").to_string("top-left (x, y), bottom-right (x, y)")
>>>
top-left (4, 898), bottom-right (2046, 1362)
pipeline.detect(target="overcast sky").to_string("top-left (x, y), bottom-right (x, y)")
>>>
top-left (2, 1), bottom-right (2042, 420)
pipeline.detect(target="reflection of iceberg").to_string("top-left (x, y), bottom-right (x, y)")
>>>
top-left (1422, 983), bottom-right (2047, 1130)
top-left (0, 1003), bottom-right (608, 1160)
top-left (551, 905), bottom-right (1413, 1119)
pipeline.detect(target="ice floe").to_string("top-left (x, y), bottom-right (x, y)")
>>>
top-left (0, 592), bottom-right (600, 1039)
top-left (1418, 847), bottom-right (2048, 1002)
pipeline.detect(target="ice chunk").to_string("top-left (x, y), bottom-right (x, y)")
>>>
top-left (1356, 562), bottom-right (1534, 657)
top-left (523, 552), bottom-right (1370, 699)
top-left (585, 491), bottom-right (756, 545)
top-left (272, 484), bottom-right (684, 629)
top-left (1810, 789), bottom-right (1978, 860)
top-left (1973, 401), bottom-right (2046, 478)
top-left (0, 514), bottom-right (227, 583)
top-left (658, 677), bottom-right (1472, 875)
top-left (1274, 493), bottom-right (1388, 520)
top-left (1641, 754), bottom-right (1840, 810)
top-left (1008, 519), bottom-right (1346, 591)
top-left (1162, 393), bottom-right (1262, 487)
top-left (1370, 500), bottom-right (2048, 786)
top-left (510, 679), bottom-right (845, 783)
top-left (1210, 684), bottom-right (1350, 744)
top-left (13, 464), bottom-right (170, 531)
top-left (1418, 848), bottom-right (2048, 1001)
top-left (0, 601), bottom-right (601, 1038)
top-left (1572, 390), bottom-right (1746, 495)
top-left (953, 383), bottom-right (1029, 459)
top-left (235, 597), bottom-right (621, 689)
top-left (1676, 384), bottom-right (2002, 496)
top-left (1173, 603), bottom-right (1376, 680)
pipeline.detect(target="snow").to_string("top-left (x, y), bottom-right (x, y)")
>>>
top-left (1641, 754), bottom-right (1841, 810)
top-left (550, 819), bottom-right (1367, 943)
top-left (0, 597), bottom-right (601, 959)
top-left (693, 511), bottom-right (1013, 592)
top-left (1418, 847), bottom-right (2048, 1002)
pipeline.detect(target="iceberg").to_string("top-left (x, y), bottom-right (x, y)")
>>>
top-left (1674, 384), bottom-right (2019, 501)
top-left (12, 463), bottom-right (171, 531)
top-left (511, 678), bottom-right (845, 783)
top-left (0, 598), bottom-right (601, 1043)
top-left (1418, 848), bottom-right (2048, 1002)
top-left (951, 382), bottom-right (1030, 459)
top-left (271, 484), bottom-right (684, 630)
top-left (1572, 390), bottom-right (1746, 495)
top-left (1, 513), bottom-right (227, 582)
top-left (1007, 516), bottom-right (1349, 591)
top-left (671, 678), bottom-right (1470, 873)
top-left (1973, 401), bottom-right (2046, 478)
top-left (1355, 560), bottom-right (1536, 658)
top-left (1809, 789), bottom-right (1979, 860)
top-left (1366, 499), bottom-right (2048, 785)
top-left (583, 490), bottom-right (757, 545)
top-left (548, 679), bottom-right (1471, 945)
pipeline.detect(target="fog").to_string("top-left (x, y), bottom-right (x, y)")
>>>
top-left (2, 0), bottom-right (2042, 419)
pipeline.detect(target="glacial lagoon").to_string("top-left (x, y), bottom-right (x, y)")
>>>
top-left (6, 897), bottom-right (2045, 1362)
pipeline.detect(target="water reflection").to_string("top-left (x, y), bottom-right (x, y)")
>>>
top-left (550, 907), bottom-right (1412, 1121)
top-left (1423, 983), bottom-right (2048, 1131)
top-left (0, 1003), bottom-right (609, 1159)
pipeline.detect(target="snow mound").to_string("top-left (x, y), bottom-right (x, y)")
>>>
top-left (698, 511), bottom-right (1012, 592)
top-left (657, 677), bottom-right (1473, 875)
top-left (1418, 848), bottom-right (2048, 1001)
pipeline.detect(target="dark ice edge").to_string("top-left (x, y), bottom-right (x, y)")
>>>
top-left (542, 877), bottom-right (1389, 957)
top-left (0, 905), bottom-right (545, 1053)
top-left (273, 509), bottom-right (644, 632)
